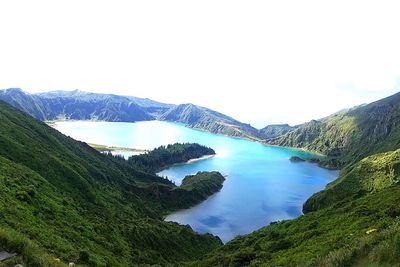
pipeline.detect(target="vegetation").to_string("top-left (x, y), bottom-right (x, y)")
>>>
top-left (194, 92), bottom-right (400, 266)
top-left (269, 92), bottom-right (400, 168)
top-left (159, 103), bottom-right (262, 140)
top-left (87, 143), bottom-right (147, 153)
top-left (135, 171), bottom-right (226, 212)
top-left (195, 190), bottom-right (400, 266)
top-left (2, 89), bottom-right (400, 266)
top-left (0, 101), bottom-right (223, 266)
top-left (304, 149), bottom-right (400, 212)
top-left (127, 143), bottom-right (215, 173)
top-left (179, 172), bottom-right (225, 202)
top-left (259, 124), bottom-right (295, 140)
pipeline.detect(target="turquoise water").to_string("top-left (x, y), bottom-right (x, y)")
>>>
top-left (54, 120), bottom-right (338, 242)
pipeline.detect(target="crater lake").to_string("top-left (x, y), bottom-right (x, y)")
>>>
top-left (54, 120), bottom-right (338, 242)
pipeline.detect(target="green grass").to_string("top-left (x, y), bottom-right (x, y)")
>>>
top-left (304, 149), bottom-right (400, 212)
top-left (194, 145), bottom-right (400, 266)
top-left (270, 92), bottom-right (400, 168)
top-left (0, 101), bottom-right (222, 266)
top-left (195, 184), bottom-right (400, 266)
top-left (2, 91), bottom-right (400, 266)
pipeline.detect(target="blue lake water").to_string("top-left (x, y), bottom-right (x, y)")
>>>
top-left (54, 120), bottom-right (338, 242)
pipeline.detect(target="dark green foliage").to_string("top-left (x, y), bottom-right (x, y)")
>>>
top-left (132, 172), bottom-right (225, 211)
top-left (0, 101), bottom-right (222, 266)
top-left (303, 149), bottom-right (400, 212)
top-left (196, 184), bottom-right (400, 266)
top-left (127, 218), bottom-right (221, 265)
top-left (172, 171), bottom-right (225, 208)
top-left (127, 143), bottom-right (215, 173)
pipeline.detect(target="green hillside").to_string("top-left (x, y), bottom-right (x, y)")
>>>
top-left (304, 149), bottom-right (400, 212)
top-left (269, 92), bottom-right (400, 167)
top-left (195, 150), bottom-right (400, 267)
top-left (159, 103), bottom-right (262, 140)
top-left (259, 124), bottom-right (295, 140)
top-left (2, 90), bottom-right (400, 266)
top-left (0, 101), bottom-right (222, 266)
top-left (194, 93), bottom-right (400, 266)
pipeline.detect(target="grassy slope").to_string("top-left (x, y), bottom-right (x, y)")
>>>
top-left (195, 93), bottom-right (400, 266)
top-left (259, 124), bottom-right (295, 140)
top-left (304, 149), bottom-right (400, 212)
top-left (0, 101), bottom-right (222, 266)
top-left (159, 103), bottom-right (262, 141)
top-left (270, 92), bottom-right (400, 167)
top-left (195, 150), bottom-right (400, 266)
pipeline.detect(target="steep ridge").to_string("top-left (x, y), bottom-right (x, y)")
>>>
top-left (269, 92), bottom-right (400, 167)
top-left (38, 90), bottom-right (173, 118)
top-left (303, 149), bottom-right (400, 212)
top-left (0, 101), bottom-right (222, 266)
top-left (0, 88), bottom-right (153, 122)
top-left (159, 103), bottom-right (262, 140)
top-left (0, 88), bottom-right (49, 120)
top-left (195, 150), bottom-right (400, 267)
top-left (194, 92), bottom-right (400, 266)
top-left (259, 124), bottom-right (295, 140)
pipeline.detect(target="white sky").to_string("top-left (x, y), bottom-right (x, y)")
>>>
top-left (0, 1), bottom-right (399, 128)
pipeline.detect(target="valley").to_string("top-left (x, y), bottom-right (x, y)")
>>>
top-left (0, 90), bottom-right (399, 266)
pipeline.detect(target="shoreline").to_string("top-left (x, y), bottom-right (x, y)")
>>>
top-left (50, 119), bottom-right (339, 243)
top-left (157, 154), bottom-right (216, 174)
top-left (87, 143), bottom-right (148, 153)
top-left (187, 154), bottom-right (215, 163)
top-left (47, 118), bottom-right (326, 157)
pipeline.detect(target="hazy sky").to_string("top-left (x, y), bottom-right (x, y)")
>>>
top-left (1, 1), bottom-right (399, 128)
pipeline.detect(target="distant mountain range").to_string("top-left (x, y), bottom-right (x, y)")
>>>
top-left (2, 88), bottom-right (400, 157)
top-left (0, 88), bottom-right (264, 140)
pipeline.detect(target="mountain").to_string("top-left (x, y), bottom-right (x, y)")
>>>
top-left (268, 92), bottom-right (400, 167)
top-left (259, 124), bottom-right (295, 140)
top-left (159, 103), bottom-right (262, 140)
top-left (197, 151), bottom-right (400, 266)
top-left (0, 88), bottom-right (262, 140)
top-left (0, 101), bottom-right (223, 266)
top-left (38, 90), bottom-right (174, 117)
top-left (0, 88), bottom-right (153, 122)
top-left (303, 148), bottom-right (400, 212)
top-left (195, 93), bottom-right (400, 267)
top-left (3, 88), bottom-right (400, 266)
top-left (0, 88), bottom-right (49, 120)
